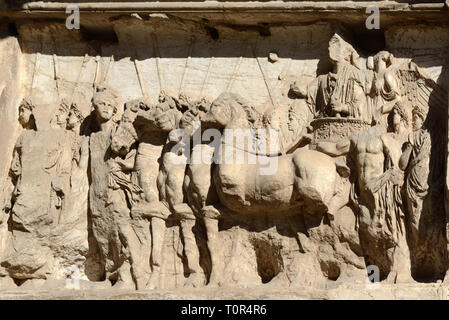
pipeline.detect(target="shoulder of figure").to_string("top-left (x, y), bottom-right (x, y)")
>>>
top-left (380, 132), bottom-right (393, 145)
top-left (18, 129), bottom-right (33, 143)
top-left (384, 71), bottom-right (397, 84)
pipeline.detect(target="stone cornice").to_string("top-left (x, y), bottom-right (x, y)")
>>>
top-left (9, 1), bottom-right (448, 12)
top-left (2, 1), bottom-right (449, 27)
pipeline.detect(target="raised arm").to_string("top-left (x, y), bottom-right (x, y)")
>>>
top-left (379, 72), bottom-right (400, 115)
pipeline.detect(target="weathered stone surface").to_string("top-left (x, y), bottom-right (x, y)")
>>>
top-left (0, 0), bottom-right (448, 299)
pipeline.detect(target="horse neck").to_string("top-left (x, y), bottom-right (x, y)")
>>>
top-left (222, 120), bottom-right (252, 140)
top-left (220, 120), bottom-right (256, 158)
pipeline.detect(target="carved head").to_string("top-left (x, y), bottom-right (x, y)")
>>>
top-left (177, 92), bottom-right (195, 113)
top-left (328, 33), bottom-right (357, 65)
top-left (67, 103), bottom-right (85, 130)
top-left (158, 89), bottom-right (177, 105)
top-left (150, 100), bottom-right (180, 132)
top-left (111, 120), bottom-right (137, 156)
top-left (18, 97), bottom-right (35, 127)
top-left (412, 106), bottom-right (426, 131)
top-left (388, 101), bottom-right (410, 133)
top-left (202, 92), bottom-right (257, 129)
top-left (52, 99), bottom-right (70, 129)
top-left (123, 98), bottom-right (151, 121)
top-left (373, 51), bottom-right (394, 71)
top-left (179, 98), bottom-right (211, 134)
top-left (111, 98), bottom-right (146, 155)
top-left (92, 85), bottom-right (119, 123)
top-left (289, 76), bottom-right (310, 99)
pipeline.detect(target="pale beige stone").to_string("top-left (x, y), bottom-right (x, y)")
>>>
top-left (0, 1), bottom-right (448, 300)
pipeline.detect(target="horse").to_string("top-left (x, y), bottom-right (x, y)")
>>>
top-left (185, 92), bottom-right (349, 286)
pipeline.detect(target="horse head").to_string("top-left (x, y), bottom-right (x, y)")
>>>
top-left (179, 97), bottom-right (211, 136)
top-left (201, 92), bottom-right (261, 130)
top-left (145, 100), bottom-right (182, 133)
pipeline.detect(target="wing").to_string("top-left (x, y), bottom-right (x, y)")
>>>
top-left (394, 61), bottom-right (446, 115)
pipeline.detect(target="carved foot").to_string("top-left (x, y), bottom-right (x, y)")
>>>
top-left (184, 272), bottom-right (205, 288)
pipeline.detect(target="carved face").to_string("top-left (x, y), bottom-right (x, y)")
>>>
top-left (153, 106), bottom-right (178, 132)
top-left (413, 112), bottom-right (424, 131)
top-left (391, 108), bottom-right (402, 131)
top-left (19, 105), bottom-right (32, 126)
top-left (53, 106), bottom-right (69, 128)
top-left (67, 111), bottom-right (80, 129)
top-left (94, 100), bottom-right (115, 122)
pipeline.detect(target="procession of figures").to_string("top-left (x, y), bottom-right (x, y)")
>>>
top-left (1, 32), bottom-right (447, 290)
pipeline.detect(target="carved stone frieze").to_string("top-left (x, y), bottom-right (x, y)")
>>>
top-left (0, 3), bottom-right (448, 298)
